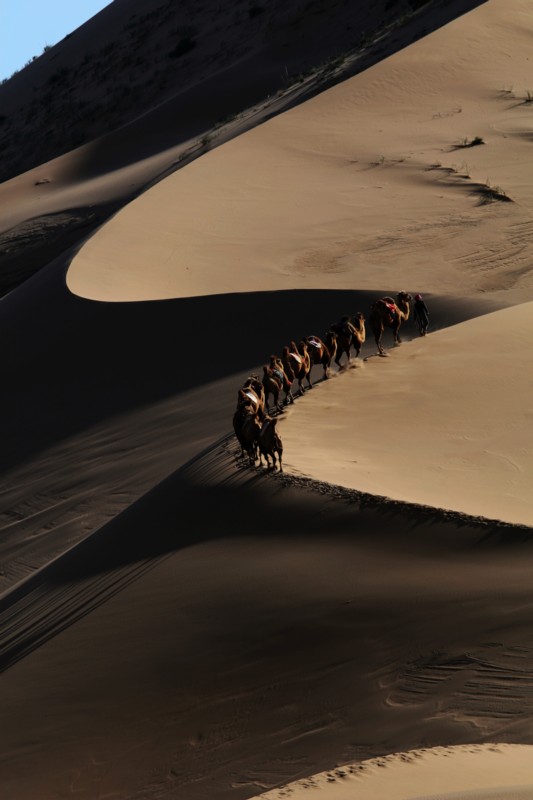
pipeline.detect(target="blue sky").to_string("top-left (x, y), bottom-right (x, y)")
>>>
top-left (1, 1), bottom-right (112, 81)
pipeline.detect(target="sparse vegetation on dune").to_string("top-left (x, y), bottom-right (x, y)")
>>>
top-left (476, 179), bottom-right (511, 204)
top-left (0, 0), bottom-right (488, 186)
top-left (425, 161), bottom-right (512, 204)
top-left (455, 135), bottom-right (485, 148)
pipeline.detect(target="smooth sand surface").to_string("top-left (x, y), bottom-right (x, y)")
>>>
top-left (1, 1), bottom-right (533, 799)
top-left (281, 302), bottom-right (533, 527)
top-left (67, 0), bottom-right (533, 304)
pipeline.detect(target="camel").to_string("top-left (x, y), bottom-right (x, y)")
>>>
top-left (233, 402), bottom-right (261, 464)
top-left (237, 375), bottom-right (266, 420)
top-left (280, 347), bottom-right (296, 388)
top-left (304, 334), bottom-right (333, 380)
top-left (258, 415), bottom-right (283, 471)
top-left (331, 313), bottom-right (366, 368)
top-left (262, 365), bottom-right (284, 414)
top-left (324, 329), bottom-right (338, 368)
top-left (287, 340), bottom-right (312, 395)
top-left (268, 354), bottom-right (295, 406)
top-left (369, 291), bottom-right (412, 355)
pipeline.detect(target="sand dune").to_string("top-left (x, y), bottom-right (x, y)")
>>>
top-left (1, 0), bottom-right (533, 798)
top-left (281, 302), bottom-right (533, 527)
top-left (251, 744), bottom-right (533, 799)
top-left (67, 0), bottom-right (533, 304)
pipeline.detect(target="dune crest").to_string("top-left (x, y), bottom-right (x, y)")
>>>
top-left (280, 302), bottom-right (533, 527)
top-left (1, 0), bottom-right (533, 798)
top-left (250, 744), bottom-right (533, 800)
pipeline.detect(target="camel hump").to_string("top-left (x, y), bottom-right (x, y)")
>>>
top-left (379, 298), bottom-right (397, 314)
top-left (243, 388), bottom-right (258, 404)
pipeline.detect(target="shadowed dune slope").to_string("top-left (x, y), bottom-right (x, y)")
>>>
top-left (0, 271), bottom-right (505, 597)
top-left (0, 431), bottom-right (533, 800)
top-left (2, 1), bottom-right (533, 799)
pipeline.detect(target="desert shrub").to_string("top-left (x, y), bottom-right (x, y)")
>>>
top-left (457, 135), bottom-right (484, 148)
top-left (479, 180), bottom-right (510, 203)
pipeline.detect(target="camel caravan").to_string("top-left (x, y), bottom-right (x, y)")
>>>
top-left (233, 291), bottom-right (417, 471)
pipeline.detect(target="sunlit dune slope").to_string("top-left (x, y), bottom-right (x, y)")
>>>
top-left (67, 0), bottom-right (533, 304)
top-left (280, 302), bottom-right (533, 527)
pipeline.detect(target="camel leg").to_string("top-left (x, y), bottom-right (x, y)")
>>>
top-left (393, 322), bottom-right (402, 345)
top-left (274, 391), bottom-right (283, 413)
top-left (373, 324), bottom-right (385, 355)
top-left (335, 346), bottom-right (347, 369)
top-left (283, 378), bottom-right (294, 404)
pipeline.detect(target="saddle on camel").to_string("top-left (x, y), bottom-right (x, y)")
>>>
top-left (269, 355), bottom-right (295, 406)
top-left (262, 364), bottom-right (285, 414)
top-left (330, 312), bottom-right (366, 367)
top-left (237, 374), bottom-right (266, 420)
top-left (304, 334), bottom-right (333, 380)
top-left (287, 340), bottom-right (312, 395)
top-left (369, 291), bottom-right (412, 356)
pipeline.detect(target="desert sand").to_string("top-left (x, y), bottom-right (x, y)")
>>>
top-left (1, 0), bottom-right (533, 798)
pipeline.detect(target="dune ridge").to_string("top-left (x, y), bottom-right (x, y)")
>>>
top-left (1, 0), bottom-right (533, 798)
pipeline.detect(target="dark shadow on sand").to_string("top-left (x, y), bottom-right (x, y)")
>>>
top-left (0, 251), bottom-right (509, 476)
top-left (0, 427), bottom-right (531, 674)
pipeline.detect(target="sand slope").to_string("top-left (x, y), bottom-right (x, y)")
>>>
top-left (67, 0), bottom-right (533, 304)
top-left (251, 744), bottom-right (533, 800)
top-left (281, 302), bottom-right (533, 526)
top-left (1, 1), bottom-right (533, 799)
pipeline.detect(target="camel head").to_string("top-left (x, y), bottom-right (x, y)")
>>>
top-left (394, 292), bottom-right (412, 320)
top-left (396, 291), bottom-right (412, 306)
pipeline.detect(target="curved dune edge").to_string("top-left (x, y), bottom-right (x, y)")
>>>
top-left (265, 469), bottom-right (533, 534)
top-left (66, 0), bottom-right (533, 306)
top-left (278, 302), bottom-right (533, 528)
top-left (250, 744), bottom-right (533, 800)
